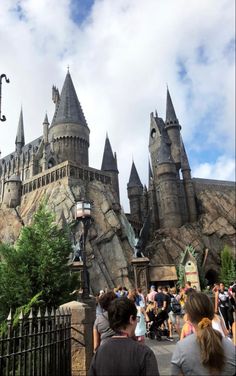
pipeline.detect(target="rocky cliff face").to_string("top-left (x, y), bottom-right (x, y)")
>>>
top-left (0, 182), bottom-right (235, 290)
top-left (147, 189), bottom-right (236, 280)
top-left (0, 179), bottom-right (135, 293)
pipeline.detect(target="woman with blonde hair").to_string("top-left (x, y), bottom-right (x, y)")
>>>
top-left (171, 292), bottom-right (235, 375)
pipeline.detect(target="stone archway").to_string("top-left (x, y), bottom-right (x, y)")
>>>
top-left (205, 269), bottom-right (218, 286)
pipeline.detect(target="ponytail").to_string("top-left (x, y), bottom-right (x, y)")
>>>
top-left (196, 317), bottom-right (225, 372)
top-left (185, 293), bottom-right (226, 373)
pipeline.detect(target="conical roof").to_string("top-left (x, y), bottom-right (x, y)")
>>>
top-left (166, 87), bottom-right (179, 125)
top-left (52, 72), bottom-right (88, 127)
top-left (127, 161), bottom-right (143, 188)
top-left (101, 135), bottom-right (118, 172)
top-left (15, 108), bottom-right (25, 146)
top-left (43, 113), bottom-right (49, 124)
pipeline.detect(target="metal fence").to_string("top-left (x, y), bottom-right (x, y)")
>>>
top-left (0, 307), bottom-right (71, 376)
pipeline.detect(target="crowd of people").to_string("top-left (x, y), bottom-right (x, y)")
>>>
top-left (89, 281), bottom-right (236, 376)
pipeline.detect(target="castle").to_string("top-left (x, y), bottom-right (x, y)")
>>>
top-left (0, 71), bottom-right (234, 248)
top-left (127, 90), bottom-right (234, 239)
top-left (0, 71), bottom-right (120, 210)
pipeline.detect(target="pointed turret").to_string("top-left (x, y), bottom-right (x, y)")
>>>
top-left (165, 87), bottom-right (181, 169)
top-left (166, 87), bottom-right (178, 125)
top-left (101, 134), bottom-right (120, 203)
top-left (43, 113), bottom-right (49, 125)
top-left (15, 108), bottom-right (25, 154)
top-left (127, 161), bottom-right (143, 188)
top-left (51, 71), bottom-right (88, 127)
top-left (101, 135), bottom-right (118, 172)
top-left (127, 161), bottom-right (143, 223)
top-left (48, 71), bottom-right (90, 166)
top-left (43, 113), bottom-right (49, 145)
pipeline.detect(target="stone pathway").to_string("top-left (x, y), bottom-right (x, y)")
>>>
top-left (146, 335), bottom-right (178, 375)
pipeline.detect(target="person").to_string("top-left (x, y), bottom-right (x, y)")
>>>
top-left (213, 282), bottom-right (220, 313)
top-left (146, 285), bottom-right (157, 302)
top-left (217, 282), bottom-right (234, 331)
top-left (184, 281), bottom-right (192, 292)
top-left (95, 290), bottom-right (105, 317)
top-left (212, 313), bottom-right (229, 337)
top-left (162, 286), bottom-right (174, 341)
top-left (154, 286), bottom-right (166, 312)
top-left (168, 287), bottom-right (181, 338)
top-left (89, 297), bottom-right (160, 376)
top-left (93, 291), bottom-right (117, 352)
top-left (177, 286), bottom-right (186, 316)
top-left (180, 313), bottom-right (195, 340)
top-left (137, 287), bottom-right (146, 306)
top-left (135, 301), bottom-right (149, 343)
top-left (171, 292), bottom-right (235, 375)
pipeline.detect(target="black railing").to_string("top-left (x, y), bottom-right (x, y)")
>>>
top-left (0, 307), bottom-right (71, 376)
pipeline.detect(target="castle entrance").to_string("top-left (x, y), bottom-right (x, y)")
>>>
top-left (205, 269), bottom-right (218, 286)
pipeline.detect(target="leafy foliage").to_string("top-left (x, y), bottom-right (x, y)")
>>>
top-left (0, 203), bottom-right (77, 323)
top-left (219, 245), bottom-right (236, 287)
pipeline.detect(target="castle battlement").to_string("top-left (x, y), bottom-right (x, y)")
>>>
top-left (22, 161), bottom-right (112, 196)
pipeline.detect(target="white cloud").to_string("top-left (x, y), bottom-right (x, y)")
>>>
top-left (0, 0), bottom-right (235, 211)
top-left (192, 156), bottom-right (235, 182)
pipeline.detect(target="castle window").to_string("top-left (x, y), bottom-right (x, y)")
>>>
top-left (48, 159), bottom-right (55, 169)
top-left (151, 129), bottom-right (156, 139)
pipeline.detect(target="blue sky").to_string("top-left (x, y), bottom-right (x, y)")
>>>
top-left (0, 0), bottom-right (235, 211)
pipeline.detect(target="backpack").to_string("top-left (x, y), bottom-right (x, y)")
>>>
top-left (170, 295), bottom-right (181, 314)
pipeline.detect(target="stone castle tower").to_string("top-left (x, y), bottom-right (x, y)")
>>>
top-left (0, 72), bottom-right (120, 208)
top-left (127, 88), bottom-right (198, 234)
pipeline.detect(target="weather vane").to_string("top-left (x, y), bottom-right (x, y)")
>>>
top-left (0, 74), bottom-right (10, 122)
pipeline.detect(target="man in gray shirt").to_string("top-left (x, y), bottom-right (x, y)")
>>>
top-left (89, 297), bottom-right (159, 376)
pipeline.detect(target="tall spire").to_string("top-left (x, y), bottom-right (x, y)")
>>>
top-left (166, 87), bottom-right (179, 125)
top-left (127, 161), bottom-right (143, 188)
top-left (52, 71), bottom-right (88, 127)
top-left (15, 108), bottom-right (25, 153)
top-left (101, 134), bottom-right (118, 172)
top-left (43, 113), bottom-right (49, 124)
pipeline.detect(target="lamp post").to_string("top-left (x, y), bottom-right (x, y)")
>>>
top-left (0, 74), bottom-right (10, 122)
top-left (75, 200), bottom-right (92, 299)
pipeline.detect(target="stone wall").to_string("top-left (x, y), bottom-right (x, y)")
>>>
top-left (146, 188), bottom-right (235, 282)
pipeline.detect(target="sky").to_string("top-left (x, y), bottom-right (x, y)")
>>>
top-left (0, 0), bottom-right (235, 212)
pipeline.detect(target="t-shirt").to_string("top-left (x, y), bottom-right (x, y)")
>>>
top-left (93, 312), bottom-right (115, 344)
top-left (218, 290), bottom-right (229, 308)
top-left (171, 333), bottom-right (235, 376)
top-left (89, 337), bottom-right (159, 376)
top-left (147, 290), bottom-right (157, 302)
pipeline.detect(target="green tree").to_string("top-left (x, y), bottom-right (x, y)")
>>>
top-left (0, 203), bottom-right (77, 322)
top-left (219, 245), bottom-right (236, 287)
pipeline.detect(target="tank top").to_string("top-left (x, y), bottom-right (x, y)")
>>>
top-left (135, 309), bottom-right (146, 336)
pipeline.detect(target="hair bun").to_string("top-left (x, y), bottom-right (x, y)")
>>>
top-left (198, 317), bottom-right (212, 329)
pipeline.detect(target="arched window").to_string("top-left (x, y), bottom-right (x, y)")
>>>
top-left (48, 159), bottom-right (55, 169)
